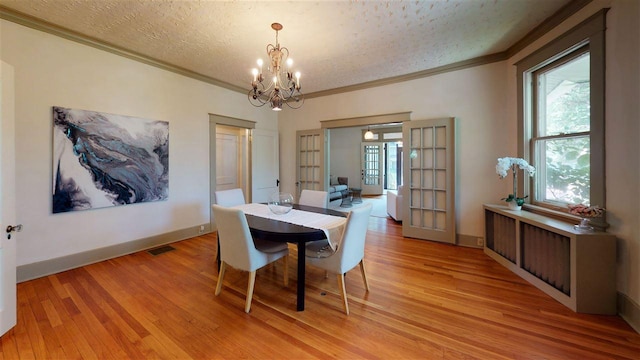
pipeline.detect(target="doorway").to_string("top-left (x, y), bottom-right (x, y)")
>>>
top-left (215, 124), bottom-right (249, 196)
top-left (209, 114), bottom-right (280, 218)
top-left (208, 114), bottom-right (256, 227)
top-left (361, 142), bottom-right (383, 195)
top-left (327, 125), bottom-right (403, 193)
top-left (385, 141), bottom-right (403, 191)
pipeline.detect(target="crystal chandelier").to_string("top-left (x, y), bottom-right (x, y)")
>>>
top-left (248, 23), bottom-right (304, 111)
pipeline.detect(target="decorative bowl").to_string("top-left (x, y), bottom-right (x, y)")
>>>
top-left (268, 192), bottom-right (294, 215)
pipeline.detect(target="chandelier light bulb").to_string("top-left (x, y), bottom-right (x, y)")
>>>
top-left (295, 72), bottom-right (301, 87)
top-left (252, 68), bottom-right (258, 81)
top-left (257, 59), bottom-right (263, 67)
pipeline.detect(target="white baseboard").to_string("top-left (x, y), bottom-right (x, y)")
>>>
top-left (618, 292), bottom-right (640, 334)
top-left (457, 234), bottom-right (483, 248)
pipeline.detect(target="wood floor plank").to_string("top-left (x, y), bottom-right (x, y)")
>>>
top-left (1, 206), bottom-right (639, 359)
top-left (56, 317), bottom-right (98, 359)
top-left (0, 331), bottom-right (20, 360)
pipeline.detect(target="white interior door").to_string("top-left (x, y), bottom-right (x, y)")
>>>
top-left (251, 129), bottom-right (279, 203)
top-left (296, 129), bottom-right (326, 199)
top-left (215, 125), bottom-right (250, 198)
top-left (402, 118), bottom-right (457, 244)
top-left (0, 61), bottom-right (18, 336)
top-left (361, 142), bottom-right (383, 195)
top-left (215, 130), bottom-right (241, 191)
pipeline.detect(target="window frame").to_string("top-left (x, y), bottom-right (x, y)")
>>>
top-left (516, 9), bottom-right (607, 229)
top-left (531, 45), bottom-right (591, 208)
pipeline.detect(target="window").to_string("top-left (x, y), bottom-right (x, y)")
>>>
top-left (517, 10), bottom-right (606, 224)
top-left (532, 48), bottom-right (590, 205)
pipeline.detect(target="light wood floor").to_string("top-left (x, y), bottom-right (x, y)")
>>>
top-left (2, 215), bottom-right (639, 359)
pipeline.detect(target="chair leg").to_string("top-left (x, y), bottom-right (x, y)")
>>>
top-left (215, 261), bottom-right (227, 296)
top-left (245, 271), bottom-right (257, 313)
top-left (216, 237), bottom-right (221, 271)
top-left (359, 259), bottom-right (370, 291)
top-left (337, 273), bottom-right (349, 315)
top-left (283, 255), bottom-right (289, 287)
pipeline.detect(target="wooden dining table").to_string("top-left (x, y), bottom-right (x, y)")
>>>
top-left (244, 204), bottom-right (346, 311)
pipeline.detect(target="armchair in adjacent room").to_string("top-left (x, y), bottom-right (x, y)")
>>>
top-left (387, 185), bottom-right (403, 221)
top-left (328, 177), bottom-right (349, 201)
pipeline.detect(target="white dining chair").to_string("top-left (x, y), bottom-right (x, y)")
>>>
top-left (305, 203), bottom-right (372, 314)
top-left (213, 188), bottom-right (246, 270)
top-left (299, 189), bottom-right (329, 208)
top-left (214, 188), bottom-right (246, 207)
top-left (212, 204), bottom-right (289, 313)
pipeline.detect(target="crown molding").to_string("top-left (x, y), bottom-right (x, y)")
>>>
top-left (305, 52), bottom-right (509, 99)
top-left (306, 0), bottom-right (592, 99)
top-left (0, 5), bottom-right (245, 94)
top-left (1, 0), bottom-right (591, 98)
top-left (507, 0), bottom-right (594, 58)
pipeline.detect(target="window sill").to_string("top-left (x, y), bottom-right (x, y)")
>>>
top-left (522, 203), bottom-right (608, 232)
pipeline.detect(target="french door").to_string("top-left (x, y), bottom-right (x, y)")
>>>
top-left (361, 142), bottom-right (383, 195)
top-left (402, 118), bottom-right (457, 244)
top-left (296, 129), bottom-right (327, 200)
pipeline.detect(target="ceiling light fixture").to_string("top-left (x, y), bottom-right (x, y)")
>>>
top-left (364, 127), bottom-right (374, 140)
top-left (248, 23), bottom-right (304, 111)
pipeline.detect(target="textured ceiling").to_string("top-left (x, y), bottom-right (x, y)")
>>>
top-left (0, 0), bottom-right (574, 96)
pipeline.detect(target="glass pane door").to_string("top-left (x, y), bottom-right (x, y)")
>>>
top-left (361, 143), bottom-right (383, 195)
top-left (402, 118), bottom-right (456, 244)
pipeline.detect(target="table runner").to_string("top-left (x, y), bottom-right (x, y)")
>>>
top-left (234, 203), bottom-right (346, 251)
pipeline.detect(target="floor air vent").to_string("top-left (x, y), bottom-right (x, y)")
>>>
top-left (147, 245), bottom-right (176, 256)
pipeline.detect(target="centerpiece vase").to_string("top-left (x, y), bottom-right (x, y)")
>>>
top-left (574, 217), bottom-right (594, 232)
top-left (512, 165), bottom-right (517, 202)
top-left (508, 164), bottom-right (521, 210)
top-left (508, 201), bottom-right (522, 211)
top-left (268, 192), bottom-right (294, 215)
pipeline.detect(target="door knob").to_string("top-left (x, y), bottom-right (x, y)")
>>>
top-left (5, 224), bottom-right (22, 240)
top-left (6, 224), bottom-right (22, 233)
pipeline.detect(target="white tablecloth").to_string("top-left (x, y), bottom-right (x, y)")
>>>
top-left (234, 203), bottom-right (346, 250)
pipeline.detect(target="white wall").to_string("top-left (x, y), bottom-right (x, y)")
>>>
top-left (0, 20), bottom-right (277, 266)
top-left (279, 61), bottom-right (509, 238)
top-left (279, 0), bottom-right (640, 315)
top-left (328, 127), bottom-right (364, 188)
top-left (602, 0), bottom-right (640, 309)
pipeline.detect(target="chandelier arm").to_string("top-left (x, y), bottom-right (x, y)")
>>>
top-left (283, 94), bottom-right (304, 109)
top-left (279, 82), bottom-right (296, 100)
top-left (248, 89), bottom-right (269, 107)
top-left (259, 80), bottom-right (274, 94)
top-left (266, 44), bottom-right (275, 55)
top-left (248, 82), bottom-right (270, 107)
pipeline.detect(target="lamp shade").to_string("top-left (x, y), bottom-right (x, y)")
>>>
top-left (364, 129), bottom-right (374, 139)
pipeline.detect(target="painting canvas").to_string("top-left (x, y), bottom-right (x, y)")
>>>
top-left (53, 106), bottom-right (169, 213)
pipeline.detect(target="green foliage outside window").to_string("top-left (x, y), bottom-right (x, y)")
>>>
top-left (540, 81), bottom-right (590, 205)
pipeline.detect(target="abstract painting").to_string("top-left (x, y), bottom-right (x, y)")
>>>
top-left (52, 106), bottom-right (169, 213)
